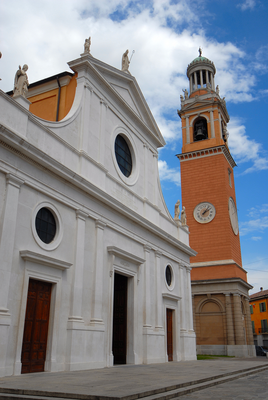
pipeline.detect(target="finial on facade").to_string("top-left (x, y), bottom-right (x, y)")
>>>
top-left (84, 37), bottom-right (91, 54)
top-left (198, 47), bottom-right (202, 57)
top-left (181, 206), bottom-right (187, 226)
top-left (122, 49), bottom-right (130, 72)
top-left (174, 200), bottom-right (180, 221)
top-left (13, 64), bottom-right (29, 98)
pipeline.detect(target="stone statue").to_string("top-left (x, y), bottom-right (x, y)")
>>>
top-left (182, 89), bottom-right (188, 99)
top-left (174, 200), bottom-right (180, 220)
top-left (216, 85), bottom-right (220, 95)
top-left (181, 206), bottom-right (187, 226)
top-left (84, 37), bottom-right (91, 54)
top-left (198, 47), bottom-right (202, 57)
top-left (207, 82), bottom-right (212, 92)
top-left (180, 94), bottom-right (184, 103)
top-left (13, 64), bottom-right (29, 98)
top-left (122, 50), bottom-right (130, 72)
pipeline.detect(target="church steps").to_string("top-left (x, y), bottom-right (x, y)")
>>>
top-left (0, 364), bottom-right (267, 400)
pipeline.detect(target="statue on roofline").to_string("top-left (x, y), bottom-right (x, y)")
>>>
top-left (181, 206), bottom-right (187, 226)
top-left (122, 50), bottom-right (130, 72)
top-left (174, 200), bottom-right (180, 221)
top-left (84, 37), bottom-right (91, 54)
top-left (182, 89), bottom-right (188, 99)
top-left (13, 64), bottom-right (29, 98)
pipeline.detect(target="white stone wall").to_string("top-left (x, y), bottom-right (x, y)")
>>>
top-left (0, 54), bottom-right (196, 377)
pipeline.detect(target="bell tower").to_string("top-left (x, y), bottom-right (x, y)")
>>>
top-left (177, 49), bottom-right (255, 357)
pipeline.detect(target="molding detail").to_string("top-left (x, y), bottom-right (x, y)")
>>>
top-left (107, 246), bottom-right (145, 265)
top-left (20, 250), bottom-right (72, 270)
top-left (162, 293), bottom-right (181, 301)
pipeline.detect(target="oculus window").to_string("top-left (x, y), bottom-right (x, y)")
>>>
top-left (35, 207), bottom-right (56, 244)
top-left (165, 265), bottom-right (172, 287)
top-left (115, 135), bottom-right (132, 177)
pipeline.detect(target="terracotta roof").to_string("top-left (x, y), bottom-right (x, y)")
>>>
top-left (250, 289), bottom-right (268, 299)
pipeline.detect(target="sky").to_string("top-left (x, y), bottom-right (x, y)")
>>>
top-left (0, 0), bottom-right (267, 294)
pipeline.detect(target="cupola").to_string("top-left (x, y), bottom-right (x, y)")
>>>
top-left (187, 48), bottom-right (216, 94)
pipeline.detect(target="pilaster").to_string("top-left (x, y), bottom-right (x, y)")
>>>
top-left (0, 174), bottom-right (24, 315)
top-left (91, 220), bottom-right (106, 324)
top-left (68, 210), bottom-right (88, 323)
top-left (155, 250), bottom-right (163, 328)
top-left (233, 293), bottom-right (245, 345)
top-left (143, 245), bottom-right (152, 328)
top-left (225, 293), bottom-right (235, 345)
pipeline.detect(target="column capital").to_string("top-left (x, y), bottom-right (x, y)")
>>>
top-left (144, 244), bottom-right (151, 253)
top-left (76, 210), bottom-right (88, 221)
top-left (154, 250), bottom-right (162, 258)
top-left (6, 173), bottom-right (24, 189)
top-left (95, 220), bottom-right (106, 230)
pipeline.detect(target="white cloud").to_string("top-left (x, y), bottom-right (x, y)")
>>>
top-left (0, 0), bottom-right (266, 174)
top-left (158, 160), bottom-right (181, 186)
top-left (251, 236), bottom-right (262, 241)
top-left (228, 118), bottom-right (268, 173)
top-left (238, 0), bottom-right (257, 11)
top-left (239, 203), bottom-right (268, 237)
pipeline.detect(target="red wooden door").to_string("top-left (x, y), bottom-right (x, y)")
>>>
top-left (112, 273), bottom-right (127, 364)
top-left (21, 279), bottom-right (52, 373)
top-left (166, 309), bottom-right (173, 361)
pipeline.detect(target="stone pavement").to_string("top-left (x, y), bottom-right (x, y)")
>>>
top-left (178, 368), bottom-right (268, 399)
top-left (0, 357), bottom-right (267, 399)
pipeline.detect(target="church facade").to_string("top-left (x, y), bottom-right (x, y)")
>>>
top-left (177, 52), bottom-right (255, 357)
top-left (0, 50), bottom-right (196, 377)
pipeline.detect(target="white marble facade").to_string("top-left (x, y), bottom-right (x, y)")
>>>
top-left (0, 53), bottom-right (196, 377)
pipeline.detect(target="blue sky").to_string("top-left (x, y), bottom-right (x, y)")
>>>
top-left (0, 0), bottom-right (267, 293)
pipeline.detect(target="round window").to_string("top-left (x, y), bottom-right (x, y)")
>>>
top-left (115, 135), bottom-right (132, 177)
top-left (165, 265), bottom-right (172, 287)
top-left (35, 207), bottom-right (56, 244)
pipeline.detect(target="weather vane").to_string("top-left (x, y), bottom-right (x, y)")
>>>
top-left (130, 50), bottom-right (135, 62)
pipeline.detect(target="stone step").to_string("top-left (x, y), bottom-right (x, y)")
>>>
top-left (0, 365), bottom-right (267, 400)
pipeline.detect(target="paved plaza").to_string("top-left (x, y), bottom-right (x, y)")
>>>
top-left (0, 358), bottom-right (267, 399)
top-left (179, 368), bottom-right (268, 399)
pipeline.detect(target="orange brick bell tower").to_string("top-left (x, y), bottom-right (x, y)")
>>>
top-left (177, 49), bottom-right (255, 357)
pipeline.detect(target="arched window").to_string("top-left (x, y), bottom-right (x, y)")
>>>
top-left (193, 117), bottom-right (208, 142)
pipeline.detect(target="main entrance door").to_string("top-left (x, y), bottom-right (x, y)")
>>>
top-left (21, 279), bottom-right (52, 373)
top-left (112, 273), bottom-right (127, 365)
top-left (166, 309), bottom-right (173, 361)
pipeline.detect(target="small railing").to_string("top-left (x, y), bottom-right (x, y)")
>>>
top-left (258, 328), bottom-right (268, 334)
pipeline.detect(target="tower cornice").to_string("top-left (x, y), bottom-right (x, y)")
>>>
top-left (176, 145), bottom-right (236, 168)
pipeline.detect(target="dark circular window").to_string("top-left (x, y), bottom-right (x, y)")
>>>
top-left (115, 135), bottom-right (132, 177)
top-left (35, 208), bottom-right (56, 244)
top-left (165, 265), bottom-right (172, 287)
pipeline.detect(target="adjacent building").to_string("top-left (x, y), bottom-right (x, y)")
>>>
top-left (0, 49), bottom-right (196, 377)
top-left (177, 51), bottom-right (255, 357)
top-left (250, 288), bottom-right (268, 347)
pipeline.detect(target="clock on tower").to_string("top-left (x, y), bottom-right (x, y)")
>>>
top-left (177, 50), bottom-right (255, 357)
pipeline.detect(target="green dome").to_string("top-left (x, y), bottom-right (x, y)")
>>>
top-left (191, 56), bottom-right (211, 63)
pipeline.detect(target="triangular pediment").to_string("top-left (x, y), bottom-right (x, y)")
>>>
top-left (68, 55), bottom-right (165, 147)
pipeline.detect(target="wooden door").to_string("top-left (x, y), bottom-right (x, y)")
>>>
top-left (21, 279), bottom-right (52, 373)
top-left (112, 273), bottom-right (127, 364)
top-left (166, 309), bottom-right (173, 361)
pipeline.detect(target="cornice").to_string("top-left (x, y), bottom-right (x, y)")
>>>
top-left (176, 145), bottom-right (236, 168)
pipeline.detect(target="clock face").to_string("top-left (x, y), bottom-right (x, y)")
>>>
top-left (193, 202), bottom-right (216, 224)
top-left (229, 197), bottom-right (239, 235)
